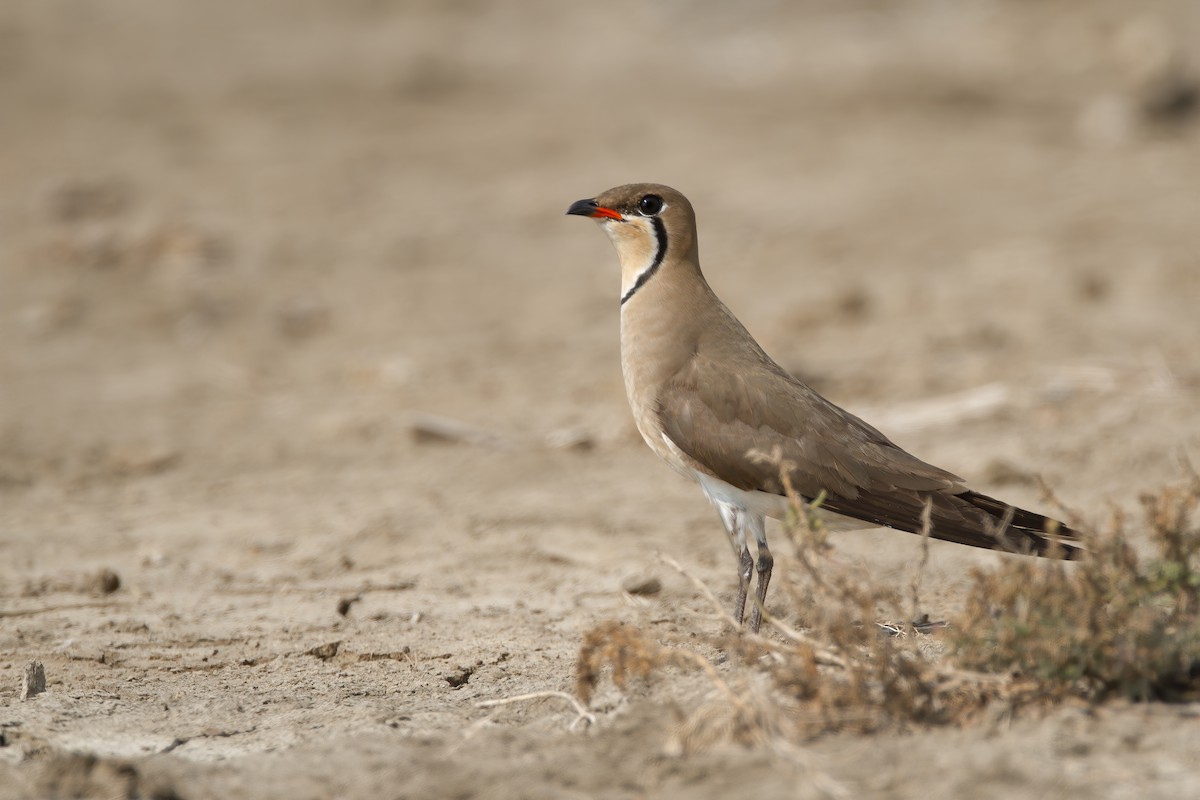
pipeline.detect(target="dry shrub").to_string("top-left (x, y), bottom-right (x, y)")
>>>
top-left (577, 488), bottom-right (993, 746)
top-left (576, 620), bottom-right (677, 704)
top-left (755, 491), bottom-right (976, 736)
top-left (576, 622), bottom-right (791, 750)
top-left (953, 481), bottom-right (1200, 703)
top-left (575, 476), bottom-right (1200, 751)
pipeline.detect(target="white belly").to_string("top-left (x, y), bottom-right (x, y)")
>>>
top-left (695, 471), bottom-right (788, 519)
top-left (686, 442), bottom-right (873, 532)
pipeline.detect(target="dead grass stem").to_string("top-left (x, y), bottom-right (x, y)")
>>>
top-left (575, 477), bottom-right (1200, 752)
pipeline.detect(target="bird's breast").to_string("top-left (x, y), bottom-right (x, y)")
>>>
top-left (619, 292), bottom-right (703, 478)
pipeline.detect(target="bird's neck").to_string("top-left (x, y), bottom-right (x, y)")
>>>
top-left (619, 257), bottom-right (713, 415)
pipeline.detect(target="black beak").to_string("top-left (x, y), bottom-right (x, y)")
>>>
top-left (566, 198), bottom-right (598, 217)
top-left (566, 198), bottom-right (623, 221)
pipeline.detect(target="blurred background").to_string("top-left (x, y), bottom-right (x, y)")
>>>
top-left (3, 0), bottom-right (1200, 558)
top-left (3, 0), bottom-right (1198, 482)
top-left (2, 0), bottom-right (1200, 784)
top-left (3, 0), bottom-right (1198, 473)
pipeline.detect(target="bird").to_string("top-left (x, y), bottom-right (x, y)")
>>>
top-left (566, 182), bottom-right (1080, 633)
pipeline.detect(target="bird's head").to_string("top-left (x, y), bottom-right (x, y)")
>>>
top-left (566, 183), bottom-right (698, 304)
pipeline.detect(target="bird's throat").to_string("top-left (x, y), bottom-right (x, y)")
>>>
top-left (611, 217), bottom-right (668, 305)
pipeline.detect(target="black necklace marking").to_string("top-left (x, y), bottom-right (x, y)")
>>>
top-left (620, 217), bottom-right (668, 306)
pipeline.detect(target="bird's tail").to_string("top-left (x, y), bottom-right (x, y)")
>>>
top-left (958, 490), bottom-right (1082, 560)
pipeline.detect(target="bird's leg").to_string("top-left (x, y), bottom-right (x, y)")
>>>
top-left (735, 545), bottom-right (754, 626)
top-left (716, 503), bottom-right (751, 626)
top-left (747, 514), bottom-right (773, 634)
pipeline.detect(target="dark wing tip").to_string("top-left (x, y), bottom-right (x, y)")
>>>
top-left (958, 490), bottom-right (1083, 560)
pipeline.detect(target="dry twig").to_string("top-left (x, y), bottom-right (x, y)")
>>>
top-left (477, 690), bottom-right (596, 730)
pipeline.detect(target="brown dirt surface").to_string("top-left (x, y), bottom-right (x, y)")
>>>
top-left (3, 1), bottom-right (1200, 797)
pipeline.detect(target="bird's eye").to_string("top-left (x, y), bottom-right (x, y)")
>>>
top-left (637, 195), bottom-right (664, 216)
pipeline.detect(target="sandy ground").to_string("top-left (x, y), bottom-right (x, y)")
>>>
top-left (3, 1), bottom-right (1200, 797)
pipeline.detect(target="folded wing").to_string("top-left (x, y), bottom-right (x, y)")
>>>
top-left (656, 352), bottom-right (1080, 557)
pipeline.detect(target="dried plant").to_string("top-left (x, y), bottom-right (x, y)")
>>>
top-left (953, 481), bottom-right (1200, 703)
top-left (575, 474), bottom-right (1200, 754)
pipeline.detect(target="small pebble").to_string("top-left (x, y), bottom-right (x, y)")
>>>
top-left (91, 568), bottom-right (121, 595)
top-left (21, 660), bottom-right (46, 700)
top-left (621, 574), bottom-right (663, 596)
